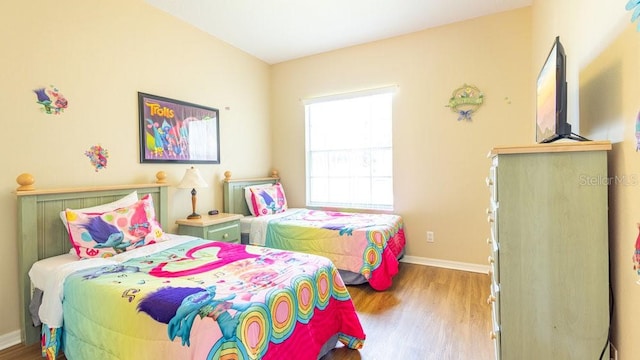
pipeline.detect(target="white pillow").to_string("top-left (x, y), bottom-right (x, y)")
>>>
top-left (59, 191), bottom-right (138, 231)
top-left (244, 184), bottom-right (274, 216)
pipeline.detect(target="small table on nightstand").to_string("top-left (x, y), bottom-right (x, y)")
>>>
top-left (176, 213), bottom-right (243, 243)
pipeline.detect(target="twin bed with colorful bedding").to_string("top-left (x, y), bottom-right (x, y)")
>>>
top-left (222, 171), bottom-right (407, 291)
top-left (16, 174), bottom-right (365, 359)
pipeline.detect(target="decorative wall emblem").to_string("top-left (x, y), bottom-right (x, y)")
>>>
top-left (33, 85), bottom-right (68, 115)
top-left (445, 84), bottom-right (484, 121)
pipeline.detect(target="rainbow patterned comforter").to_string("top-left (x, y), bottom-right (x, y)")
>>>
top-left (261, 209), bottom-right (406, 291)
top-left (42, 238), bottom-right (365, 359)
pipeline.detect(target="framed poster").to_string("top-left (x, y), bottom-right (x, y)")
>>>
top-left (138, 92), bottom-right (220, 164)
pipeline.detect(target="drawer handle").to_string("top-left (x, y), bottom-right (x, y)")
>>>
top-left (488, 256), bottom-right (494, 264)
top-left (487, 295), bottom-right (496, 304)
top-left (490, 331), bottom-right (497, 340)
top-left (487, 215), bottom-right (494, 223)
top-left (486, 237), bottom-right (492, 245)
top-left (485, 177), bottom-right (493, 186)
top-left (222, 233), bottom-right (229, 239)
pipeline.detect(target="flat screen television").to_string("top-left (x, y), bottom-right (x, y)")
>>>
top-left (535, 36), bottom-right (588, 143)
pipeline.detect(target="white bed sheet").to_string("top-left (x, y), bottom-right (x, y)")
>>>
top-left (245, 208), bottom-right (304, 246)
top-left (239, 215), bottom-right (253, 234)
top-left (29, 234), bottom-right (197, 328)
top-left (29, 251), bottom-right (78, 291)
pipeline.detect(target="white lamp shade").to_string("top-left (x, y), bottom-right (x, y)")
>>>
top-left (177, 167), bottom-right (208, 189)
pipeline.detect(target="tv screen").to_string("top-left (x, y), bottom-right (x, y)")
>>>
top-left (536, 36), bottom-right (569, 143)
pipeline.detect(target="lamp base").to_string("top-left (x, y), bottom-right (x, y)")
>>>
top-left (187, 213), bottom-right (201, 220)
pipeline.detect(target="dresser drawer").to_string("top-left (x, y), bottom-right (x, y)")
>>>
top-left (487, 162), bottom-right (498, 204)
top-left (488, 281), bottom-right (501, 360)
top-left (205, 222), bottom-right (240, 243)
top-left (490, 320), bottom-right (501, 360)
top-left (488, 282), bottom-right (501, 327)
top-left (487, 203), bottom-right (498, 240)
top-left (489, 229), bottom-right (499, 284)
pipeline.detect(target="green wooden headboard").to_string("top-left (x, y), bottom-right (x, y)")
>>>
top-left (222, 170), bottom-right (280, 216)
top-left (15, 173), bottom-right (169, 345)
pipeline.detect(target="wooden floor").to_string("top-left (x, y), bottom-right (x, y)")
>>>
top-left (0, 264), bottom-right (493, 360)
top-left (322, 263), bottom-right (493, 360)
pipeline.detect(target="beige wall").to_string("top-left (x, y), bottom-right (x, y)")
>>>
top-left (270, 8), bottom-right (532, 266)
top-left (3, 0), bottom-right (638, 356)
top-left (0, 0), bottom-right (271, 341)
top-left (531, 0), bottom-right (640, 357)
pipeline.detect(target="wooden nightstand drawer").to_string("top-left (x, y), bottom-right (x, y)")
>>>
top-left (176, 213), bottom-right (243, 244)
top-left (205, 223), bottom-right (240, 243)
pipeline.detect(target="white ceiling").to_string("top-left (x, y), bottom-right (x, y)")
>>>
top-left (145, 0), bottom-right (532, 64)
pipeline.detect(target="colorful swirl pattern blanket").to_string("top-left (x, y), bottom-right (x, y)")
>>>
top-left (262, 209), bottom-right (406, 291)
top-left (42, 239), bottom-right (365, 359)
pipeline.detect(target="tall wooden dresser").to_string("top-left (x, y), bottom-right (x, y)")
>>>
top-left (486, 141), bottom-right (611, 359)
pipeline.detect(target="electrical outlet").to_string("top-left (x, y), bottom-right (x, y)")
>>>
top-left (610, 342), bottom-right (618, 360)
top-left (426, 231), bottom-right (434, 243)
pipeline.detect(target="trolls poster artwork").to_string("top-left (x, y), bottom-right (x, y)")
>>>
top-left (138, 93), bottom-right (220, 164)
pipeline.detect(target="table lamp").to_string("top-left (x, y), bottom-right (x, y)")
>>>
top-left (177, 166), bottom-right (208, 219)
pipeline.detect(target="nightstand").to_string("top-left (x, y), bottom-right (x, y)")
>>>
top-left (175, 213), bottom-right (243, 243)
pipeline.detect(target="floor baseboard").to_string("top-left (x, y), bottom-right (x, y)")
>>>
top-left (401, 255), bottom-right (490, 274)
top-left (0, 330), bottom-right (21, 351)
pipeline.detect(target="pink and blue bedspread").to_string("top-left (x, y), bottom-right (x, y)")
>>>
top-left (41, 238), bottom-right (365, 359)
top-left (262, 209), bottom-right (405, 291)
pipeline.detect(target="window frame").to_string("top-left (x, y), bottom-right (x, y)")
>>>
top-left (303, 86), bottom-right (396, 211)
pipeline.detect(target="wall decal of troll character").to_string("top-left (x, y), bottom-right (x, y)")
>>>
top-left (137, 286), bottom-right (251, 347)
top-left (33, 85), bottom-right (68, 115)
top-left (84, 145), bottom-right (109, 172)
top-left (627, 0), bottom-right (640, 31)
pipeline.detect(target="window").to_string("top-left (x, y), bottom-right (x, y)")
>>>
top-left (304, 86), bottom-right (395, 210)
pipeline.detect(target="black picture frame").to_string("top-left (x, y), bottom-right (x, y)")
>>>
top-left (138, 92), bottom-right (220, 164)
